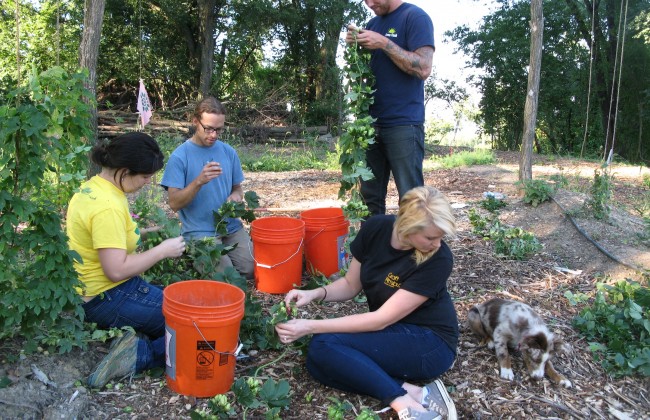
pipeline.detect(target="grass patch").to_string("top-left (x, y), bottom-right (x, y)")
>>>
top-left (428, 149), bottom-right (495, 169)
top-left (238, 143), bottom-right (339, 172)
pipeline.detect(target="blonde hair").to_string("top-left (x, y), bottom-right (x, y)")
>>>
top-left (394, 186), bottom-right (456, 265)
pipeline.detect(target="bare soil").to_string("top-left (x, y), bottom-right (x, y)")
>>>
top-left (1, 149), bottom-right (649, 419)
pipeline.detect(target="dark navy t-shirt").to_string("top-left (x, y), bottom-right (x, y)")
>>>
top-left (366, 3), bottom-right (435, 127)
top-left (350, 215), bottom-right (459, 353)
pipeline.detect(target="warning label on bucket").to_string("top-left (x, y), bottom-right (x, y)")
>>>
top-left (196, 341), bottom-right (215, 380)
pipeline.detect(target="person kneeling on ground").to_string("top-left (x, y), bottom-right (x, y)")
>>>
top-left (161, 97), bottom-right (253, 279)
top-left (67, 133), bottom-right (186, 388)
top-left (275, 186), bottom-right (459, 420)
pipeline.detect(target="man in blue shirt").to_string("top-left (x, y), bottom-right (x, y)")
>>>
top-left (161, 97), bottom-right (254, 279)
top-left (346, 0), bottom-right (435, 216)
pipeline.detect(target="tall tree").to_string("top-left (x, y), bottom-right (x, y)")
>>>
top-left (79, 0), bottom-right (105, 171)
top-left (519, 0), bottom-right (544, 181)
top-left (197, 0), bottom-right (217, 97)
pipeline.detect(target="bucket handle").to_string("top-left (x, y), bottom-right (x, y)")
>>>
top-left (248, 237), bottom-right (304, 269)
top-left (304, 227), bottom-right (326, 245)
top-left (193, 320), bottom-right (243, 358)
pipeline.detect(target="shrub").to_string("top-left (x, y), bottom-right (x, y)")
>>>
top-left (585, 168), bottom-right (612, 220)
top-left (0, 67), bottom-right (94, 353)
top-left (518, 178), bottom-right (554, 207)
top-left (468, 209), bottom-right (542, 260)
top-left (566, 278), bottom-right (650, 377)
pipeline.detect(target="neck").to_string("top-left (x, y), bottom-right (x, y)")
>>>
top-left (391, 229), bottom-right (412, 250)
top-left (98, 169), bottom-right (122, 190)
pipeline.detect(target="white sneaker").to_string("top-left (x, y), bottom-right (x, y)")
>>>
top-left (397, 407), bottom-right (442, 420)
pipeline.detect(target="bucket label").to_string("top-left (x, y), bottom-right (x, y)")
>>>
top-left (196, 341), bottom-right (216, 380)
top-left (165, 326), bottom-right (176, 380)
top-left (337, 234), bottom-right (349, 270)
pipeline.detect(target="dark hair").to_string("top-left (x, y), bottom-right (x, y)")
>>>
top-left (192, 96), bottom-right (226, 120)
top-left (91, 132), bottom-right (164, 175)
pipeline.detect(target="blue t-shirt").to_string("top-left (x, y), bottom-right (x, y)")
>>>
top-left (161, 139), bottom-right (245, 239)
top-left (366, 3), bottom-right (435, 127)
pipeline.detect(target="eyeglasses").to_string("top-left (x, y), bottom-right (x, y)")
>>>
top-left (198, 120), bottom-right (224, 135)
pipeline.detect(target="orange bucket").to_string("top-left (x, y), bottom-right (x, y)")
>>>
top-left (300, 208), bottom-right (350, 277)
top-left (163, 280), bottom-right (245, 397)
top-left (251, 217), bottom-right (305, 293)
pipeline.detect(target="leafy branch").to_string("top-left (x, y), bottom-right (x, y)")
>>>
top-left (338, 29), bottom-right (375, 209)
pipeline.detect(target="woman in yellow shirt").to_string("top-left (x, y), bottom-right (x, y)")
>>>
top-left (67, 132), bottom-right (185, 388)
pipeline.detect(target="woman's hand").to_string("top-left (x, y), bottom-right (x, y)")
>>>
top-left (156, 236), bottom-right (186, 258)
top-left (284, 288), bottom-right (322, 308)
top-left (275, 319), bottom-right (311, 344)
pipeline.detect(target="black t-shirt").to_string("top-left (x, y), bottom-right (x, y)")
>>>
top-left (350, 215), bottom-right (459, 353)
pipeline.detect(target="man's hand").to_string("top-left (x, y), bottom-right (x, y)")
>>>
top-left (198, 161), bottom-right (222, 186)
top-left (345, 26), bottom-right (388, 51)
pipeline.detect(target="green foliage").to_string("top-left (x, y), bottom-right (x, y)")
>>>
top-left (326, 396), bottom-right (353, 420)
top-left (269, 302), bottom-right (297, 326)
top-left (585, 168), bottom-right (612, 220)
top-left (566, 279), bottom-right (650, 377)
top-left (468, 208), bottom-right (542, 260)
top-left (518, 179), bottom-right (554, 207)
top-left (241, 148), bottom-right (337, 172)
top-left (479, 195), bottom-right (507, 213)
top-left (0, 67), bottom-right (94, 353)
top-left (448, 0), bottom-right (650, 163)
top-left (338, 32), bottom-right (375, 201)
top-left (214, 191), bottom-right (259, 236)
top-left (643, 174), bottom-right (650, 189)
top-left (430, 149), bottom-right (495, 168)
top-left (194, 356), bottom-right (292, 419)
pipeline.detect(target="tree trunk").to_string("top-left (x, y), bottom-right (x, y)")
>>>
top-left (519, 0), bottom-right (544, 182)
top-left (79, 0), bottom-right (105, 176)
top-left (198, 0), bottom-right (217, 97)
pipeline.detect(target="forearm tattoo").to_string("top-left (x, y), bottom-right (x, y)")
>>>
top-left (385, 41), bottom-right (433, 79)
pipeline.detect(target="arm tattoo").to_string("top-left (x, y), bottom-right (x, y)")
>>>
top-left (384, 41), bottom-right (433, 80)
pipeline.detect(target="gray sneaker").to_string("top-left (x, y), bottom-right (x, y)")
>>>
top-left (87, 330), bottom-right (139, 388)
top-left (422, 379), bottom-right (457, 420)
top-left (398, 407), bottom-right (442, 420)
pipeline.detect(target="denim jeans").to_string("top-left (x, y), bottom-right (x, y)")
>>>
top-left (305, 323), bottom-right (455, 406)
top-left (82, 276), bottom-right (165, 372)
top-left (361, 125), bottom-right (425, 215)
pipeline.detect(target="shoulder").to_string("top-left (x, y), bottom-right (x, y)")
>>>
top-left (362, 214), bottom-right (394, 231)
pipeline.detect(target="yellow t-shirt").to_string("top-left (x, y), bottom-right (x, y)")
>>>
top-left (66, 176), bottom-right (140, 297)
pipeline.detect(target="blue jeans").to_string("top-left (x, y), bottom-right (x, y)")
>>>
top-left (82, 277), bottom-right (165, 372)
top-left (361, 125), bottom-right (425, 215)
top-left (305, 323), bottom-right (455, 406)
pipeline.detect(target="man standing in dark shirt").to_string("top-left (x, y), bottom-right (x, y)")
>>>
top-left (346, 0), bottom-right (434, 216)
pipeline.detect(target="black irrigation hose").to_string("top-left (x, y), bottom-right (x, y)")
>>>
top-left (550, 196), bottom-right (646, 273)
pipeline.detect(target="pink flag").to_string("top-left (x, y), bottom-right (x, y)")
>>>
top-left (137, 79), bottom-right (153, 127)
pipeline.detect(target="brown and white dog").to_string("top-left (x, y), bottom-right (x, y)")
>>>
top-left (467, 298), bottom-right (572, 388)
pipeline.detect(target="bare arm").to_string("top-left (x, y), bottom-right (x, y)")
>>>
top-left (276, 258), bottom-right (428, 341)
top-left (167, 161), bottom-right (222, 211)
top-left (345, 27), bottom-right (434, 80)
top-left (98, 236), bottom-right (185, 282)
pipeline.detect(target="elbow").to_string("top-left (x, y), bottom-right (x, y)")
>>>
top-left (168, 199), bottom-right (182, 212)
top-left (420, 67), bottom-right (432, 80)
top-left (103, 269), bottom-right (127, 283)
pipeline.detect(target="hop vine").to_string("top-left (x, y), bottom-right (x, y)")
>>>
top-left (339, 27), bottom-right (375, 224)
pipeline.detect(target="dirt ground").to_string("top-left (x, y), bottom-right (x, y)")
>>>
top-left (1, 150), bottom-right (649, 419)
